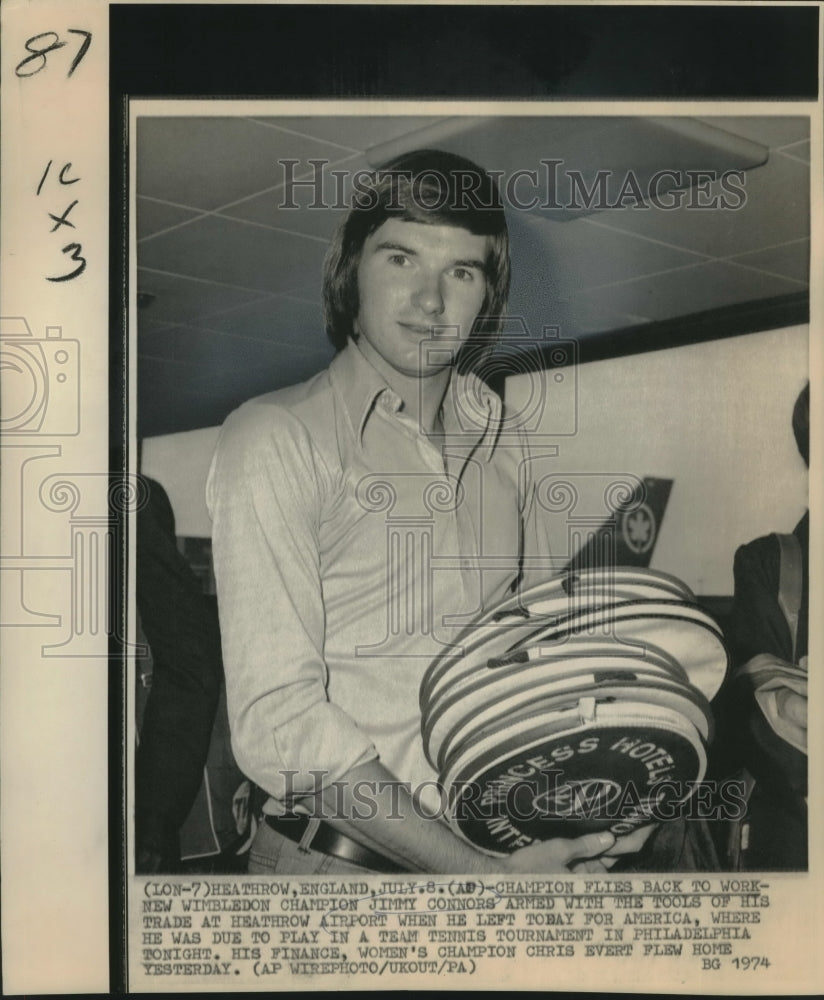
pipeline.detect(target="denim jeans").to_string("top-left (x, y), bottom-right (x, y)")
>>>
top-left (247, 819), bottom-right (379, 875)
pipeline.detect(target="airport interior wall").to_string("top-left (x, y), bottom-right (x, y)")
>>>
top-left (141, 323), bottom-right (809, 596)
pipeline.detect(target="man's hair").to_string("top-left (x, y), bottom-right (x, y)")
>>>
top-left (792, 381), bottom-right (810, 467)
top-left (323, 148), bottom-right (510, 352)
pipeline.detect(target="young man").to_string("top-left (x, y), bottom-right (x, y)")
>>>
top-left (207, 149), bottom-right (649, 874)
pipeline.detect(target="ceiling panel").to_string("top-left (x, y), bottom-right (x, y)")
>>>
top-left (137, 197), bottom-right (204, 240)
top-left (139, 216), bottom-right (329, 294)
top-left (136, 117), bottom-right (353, 211)
top-left (577, 259), bottom-right (804, 327)
top-left (136, 267), bottom-right (270, 325)
top-left (781, 139), bottom-right (810, 163)
top-left (136, 113), bottom-right (810, 438)
top-left (569, 297), bottom-right (657, 334)
top-left (221, 158), bottom-right (360, 239)
top-left (728, 238), bottom-right (809, 284)
top-left (251, 115), bottom-right (449, 151)
top-left (591, 151), bottom-right (809, 258)
top-left (142, 323), bottom-right (329, 369)
top-left (523, 213), bottom-right (706, 290)
top-left (278, 282), bottom-right (324, 304)
top-left (375, 115), bottom-right (768, 223)
top-left (139, 319), bottom-right (185, 361)
top-left (694, 116), bottom-right (810, 149)
top-left (197, 295), bottom-right (327, 349)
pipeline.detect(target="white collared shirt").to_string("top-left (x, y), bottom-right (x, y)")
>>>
top-left (207, 340), bottom-right (551, 808)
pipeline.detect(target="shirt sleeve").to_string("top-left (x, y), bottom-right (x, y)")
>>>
top-left (135, 478), bottom-right (223, 863)
top-left (712, 536), bottom-right (793, 779)
top-left (727, 537), bottom-right (791, 667)
top-left (206, 401), bottom-right (378, 803)
top-left (516, 430), bottom-right (556, 591)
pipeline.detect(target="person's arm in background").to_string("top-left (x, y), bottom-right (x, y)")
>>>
top-left (135, 478), bottom-right (223, 872)
top-left (714, 536), bottom-right (806, 803)
top-left (727, 539), bottom-right (793, 667)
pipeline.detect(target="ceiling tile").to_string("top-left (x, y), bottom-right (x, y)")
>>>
top-left (222, 179), bottom-right (348, 240)
top-left (728, 239), bottom-right (810, 284)
top-left (136, 267), bottom-right (268, 324)
top-left (506, 213), bottom-right (569, 337)
top-left (135, 113), bottom-right (813, 437)
top-left (577, 260), bottom-right (804, 328)
top-left (249, 116), bottom-right (449, 152)
top-left (136, 117), bottom-right (354, 211)
top-left (376, 115), bottom-right (767, 222)
top-left (223, 153), bottom-right (385, 239)
top-left (520, 213), bottom-right (704, 291)
top-left (139, 325), bottom-right (224, 366)
top-left (138, 216), bottom-right (329, 294)
top-left (695, 116), bottom-right (810, 149)
top-left (139, 322), bottom-right (331, 369)
top-left (137, 319), bottom-right (185, 360)
top-left (566, 300), bottom-right (654, 335)
top-left (779, 140), bottom-right (810, 163)
top-left (592, 152), bottom-right (809, 258)
top-left (280, 282), bottom-right (323, 304)
top-left (505, 210), bottom-right (702, 341)
top-left (137, 197), bottom-right (204, 240)
top-left (199, 295), bottom-right (327, 350)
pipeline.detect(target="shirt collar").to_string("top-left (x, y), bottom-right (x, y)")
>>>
top-left (329, 341), bottom-right (402, 444)
top-left (329, 340), bottom-right (502, 461)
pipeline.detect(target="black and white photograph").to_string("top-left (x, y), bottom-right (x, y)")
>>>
top-left (130, 104), bottom-right (815, 985)
top-left (1, 2), bottom-right (822, 995)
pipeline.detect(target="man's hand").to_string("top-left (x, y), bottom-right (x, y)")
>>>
top-left (601, 823), bottom-right (657, 859)
top-left (504, 830), bottom-right (615, 874)
top-left (504, 824), bottom-right (657, 875)
top-left (308, 760), bottom-right (659, 875)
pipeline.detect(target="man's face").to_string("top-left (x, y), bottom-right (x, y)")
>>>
top-left (354, 218), bottom-right (489, 380)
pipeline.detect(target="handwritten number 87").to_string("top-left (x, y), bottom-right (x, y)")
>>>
top-left (15, 29), bottom-right (92, 78)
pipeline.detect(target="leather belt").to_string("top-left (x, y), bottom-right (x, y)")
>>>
top-left (264, 814), bottom-right (405, 873)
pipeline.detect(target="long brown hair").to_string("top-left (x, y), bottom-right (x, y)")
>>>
top-left (322, 148), bottom-right (510, 356)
